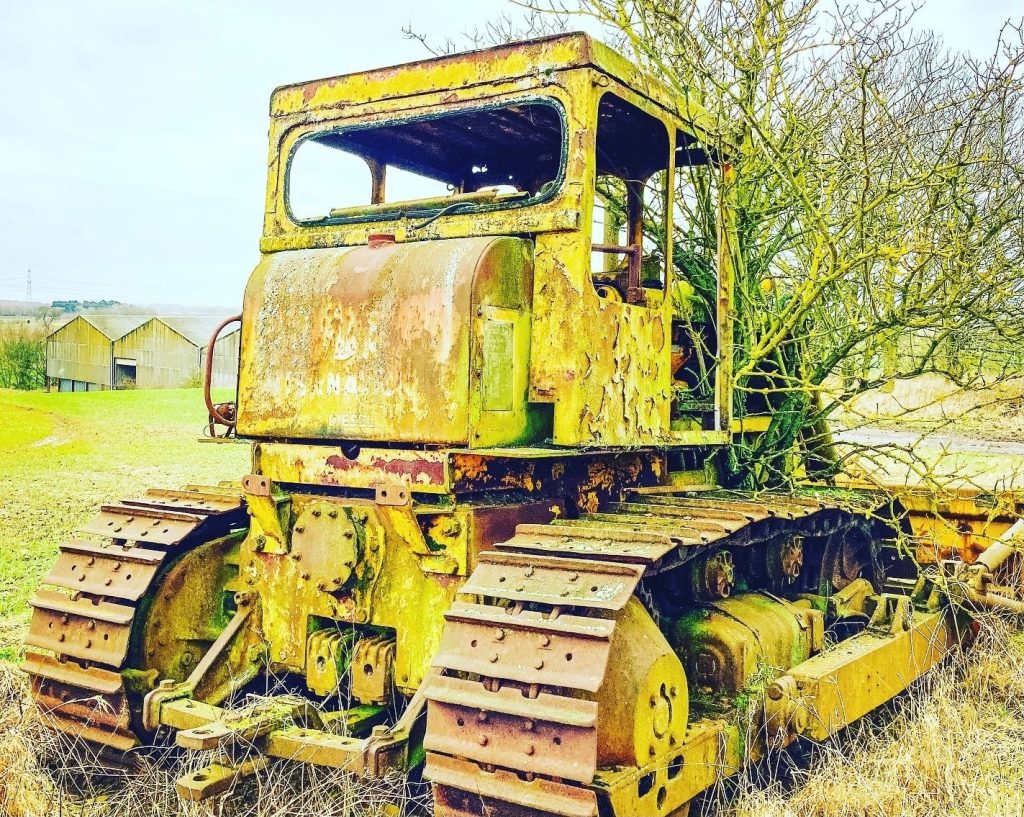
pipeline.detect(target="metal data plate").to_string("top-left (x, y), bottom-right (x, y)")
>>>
top-left (434, 603), bottom-right (614, 692)
top-left (461, 551), bottom-right (643, 610)
top-left (27, 589), bottom-right (134, 667)
top-left (425, 679), bottom-right (598, 782)
top-left (81, 505), bottom-right (204, 546)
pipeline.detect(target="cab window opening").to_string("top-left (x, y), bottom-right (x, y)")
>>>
top-left (590, 93), bottom-right (670, 306)
top-left (287, 99), bottom-right (566, 224)
top-left (670, 131), bottom-right (720, 425)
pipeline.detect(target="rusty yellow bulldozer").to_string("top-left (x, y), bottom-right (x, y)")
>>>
top-left (22, 33), bottom-right (1024, 817)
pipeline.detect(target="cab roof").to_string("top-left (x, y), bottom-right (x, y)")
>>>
top-left (270, 32), bottom-right (720, 143)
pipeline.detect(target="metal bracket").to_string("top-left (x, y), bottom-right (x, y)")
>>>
top-left (242, 474), bottom-right (272, 497)
top-left (142, 600), bottom-right (254, 731)
top-left (374, 483), bottom-right (411, 507)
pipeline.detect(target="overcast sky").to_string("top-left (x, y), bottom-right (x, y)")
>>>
top-left (0, 0), bottom-right (1020, 308)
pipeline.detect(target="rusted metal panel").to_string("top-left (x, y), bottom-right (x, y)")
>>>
top-left (81, 505), bottom-right (205, 546)
top-left (27, 589), bottom-right (134, 667)
top-left (269, 33), bottom-right (721, 148)
top-left (27, 663), bottom-right (135, 749)
top-left (551, 517), bottom-right (714, 544)
top-left (495, 529), bottom-right (677, 563)
top-left (237, 237), bottom-right (537, 448)
top-left (256, 38), bottom-right (733, 449)
top-left (434, 602), bottom-right (614, 692)
top-left (44, 544), bottom-right (163, 601)
top-left (255, 442), bottom-right (450, 493)
top-left (53, 539), bottom-right (166, 565)
top-left (425, 676), bottom-right (598, 782)
top-left (608, 502), bottom-right (749, 533)
top-left (122, 488), bottom-right (243, 515)
top-left (427, 753), bottom-right (599, 817)
top-left (23, 651), bottom-right (124, 694)
top-left (459, 551), bottom-right (644, 610)
top-left (34, 710), bottom-right (138, 752)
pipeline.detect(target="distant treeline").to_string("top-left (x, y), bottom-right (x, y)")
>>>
top-left (51, 299), bottom-right (122, 313)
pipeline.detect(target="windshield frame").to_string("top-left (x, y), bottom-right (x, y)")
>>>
top-left (283, 95), bottom-right (569, 228)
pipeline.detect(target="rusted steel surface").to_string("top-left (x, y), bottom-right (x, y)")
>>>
top-left (435, 602), bottom-right (615, 691)
top-left (428, 753), bottom-right (600, 817)
top-left (237, 237), bottom-right (537, 448)
top-left (28, 591), bottom-right (134, 666)
top-left (491, 492), bottom-right (867, 577)
top-left (425, 547), bottom-right (636, 814)
top-left (900, 488), bottom-right (1024, 563)
top-left (837, 480), bottom-right (1024, 564)
top-left (250, 31), bottom-right (736, 449)
top-left (124, 488), bottom-right (243, 515)
top-left (23, 487), bottom-right (247, 754)
top-left (44, 542), bottom-right (163, 601)
top-left (459, 551), bottom-right (644, 610)
top-left (426, 676), bottom-right (598, 782)
top-left (256, 442), bottom-right (450, 493)
top-left (254, 443), bottom-right (665, 512)
top-left (424, 491), bottom-right (885, 817)
top-left (425, 522), bottom-right (688, 816)
top-left (81, 505), bottom-right (207, 546)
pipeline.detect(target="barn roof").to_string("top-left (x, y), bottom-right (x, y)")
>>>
top-left (155, 316), bottom-right (240, 347)
top-left (47, 313), bottom-right (241, 344)
top-left (50, 314), bottom-right (151, 340)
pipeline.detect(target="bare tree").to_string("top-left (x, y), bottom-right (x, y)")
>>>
top-left (428, 0), bottom-right (1024, 488)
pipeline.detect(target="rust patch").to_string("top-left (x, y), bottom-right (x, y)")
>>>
top-left (325, 454), bottom-right (445, 486)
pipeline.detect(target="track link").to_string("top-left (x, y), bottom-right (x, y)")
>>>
top-left (425, 491), bottom-right (881, 817)
top-left (24, 486), bottom-right (247, 754)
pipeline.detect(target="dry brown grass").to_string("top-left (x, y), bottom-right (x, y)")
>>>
top-left (4, 618), bottom-right (1024, 816)
top-left (727, 617), bottom-right (1024, 817)
top-left (0, 663), bottom-right (425, 817)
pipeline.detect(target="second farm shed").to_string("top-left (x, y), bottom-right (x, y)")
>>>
top-left (113, 317), bottom-right (240, 389)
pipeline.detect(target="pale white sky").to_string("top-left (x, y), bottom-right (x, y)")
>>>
top-left (0, 0), bottom-right (1020, 308)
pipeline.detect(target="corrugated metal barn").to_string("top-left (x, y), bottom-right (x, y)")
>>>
top-left (46, 315), bottom-right (239, 391)
top-left (46, 315), bottom-right (149, 391)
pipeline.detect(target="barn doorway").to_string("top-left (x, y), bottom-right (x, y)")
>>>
top-left (114, 358), bottom-right (137, 389)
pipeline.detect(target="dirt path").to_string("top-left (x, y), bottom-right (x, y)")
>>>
top-left (837, 425), bottom-right (1024, 455)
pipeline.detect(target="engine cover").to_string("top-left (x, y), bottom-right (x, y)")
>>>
top-left (668, 592), bottom-right (824, 697)
top-left (236, 236), bottom-right (541, 447)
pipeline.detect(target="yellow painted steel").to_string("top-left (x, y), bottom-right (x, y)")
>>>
top-left (594, 598), bottom-right (689, 769)
top-left (788, 608), bottom-right (955, 740)
top-left (243, 32), bottom-right (735, 449)
top-left (237, 237), bottom-right (539, 447)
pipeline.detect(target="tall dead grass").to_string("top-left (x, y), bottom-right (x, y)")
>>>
top-left (728, 617), bottom-right (1024, 817)
top-left (3, 618), bottom-right (1024, 817)
top-left (0, 666), bottom-right (424, 817)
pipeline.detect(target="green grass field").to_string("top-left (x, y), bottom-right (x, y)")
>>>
top-left (0, 388), bottom-right (248, 660)
top-left (4, 384), bottom-right (1024, 815)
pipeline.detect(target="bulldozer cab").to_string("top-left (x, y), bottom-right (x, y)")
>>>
top-left (240, 33), bottom-right (737, 448)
